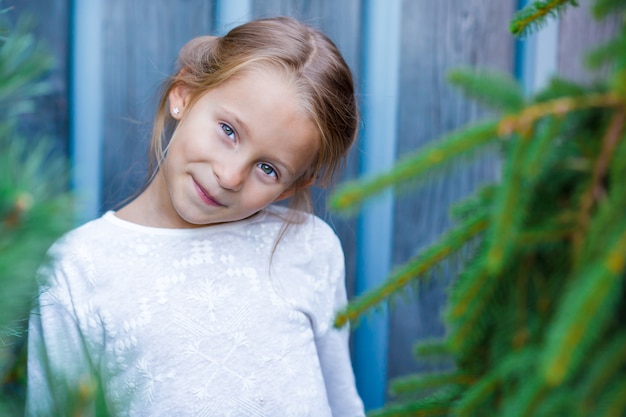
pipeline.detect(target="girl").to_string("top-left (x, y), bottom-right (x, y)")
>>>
top-left (26, 17), bottom-right (364, 417)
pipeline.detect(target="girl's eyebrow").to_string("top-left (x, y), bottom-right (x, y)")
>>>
top-left (221, 107), bottom-right (251, 138)
top-left (277, 161), bottom-right (296, 178)
top-left (267, 154), bottom-right (296, 178)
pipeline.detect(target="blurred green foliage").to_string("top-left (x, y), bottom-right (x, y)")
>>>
top-left (0, 4), bottom-right (74, 415)
top-left (332, 0), bottom-right (626, 415)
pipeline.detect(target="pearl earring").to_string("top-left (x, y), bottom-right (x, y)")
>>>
top-left (172, 107), bottom-right (180, 116)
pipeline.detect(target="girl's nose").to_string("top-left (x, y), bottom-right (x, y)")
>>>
top-left (214, 163), bottom-right (246, 192)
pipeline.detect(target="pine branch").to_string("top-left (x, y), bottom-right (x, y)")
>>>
top-left (522, 116), bottom-right (562, 181)
top-left (0, 17), bottom-right (52, 117)
top-left (330, 121), bottom-right (499, 213)
top-left (579, 332), bottom-right (626, 412)
top-left (585, 35), bottom-right (626, 70)
top-left (389, 371), bottom-right (473, 397)
top-left (498, 93), bottom-right (623, 137)
top-left (533, 389), bottom-right (572, 417)
top-left (484, 131), bottom-right (534, 276)
top-left (450, 185), bottom-right (497, 222)
top-left (597, 377), bottom-right (626, 417)
top-left (412, 339), bottom-right (450, 362)
top-left (510, 0), bottom-right (579, 37)
top-left (458, 94), bottom-right (623, 280)
top-left (368, 387), bottom-right (458, 417)
top-left (445, 261), bottom-right (493, 354)
top-left (332, 93), bottom-right (622, 216)
top-left (452, 347), bottom-right (538, 416)
top-left (541, 221), bottom-right (626, 386)
top-left (500, 376), bottom-right (547, 417)
top-left (516, 226), bottom-right (575, 245)
top-left (578, 129), bottom-right (626, 267)
top-left (592, 0), bottom-right (626, 18)
top-left (447, 69), bottom-right (525, 113)
top-left (333, 212), bottom-right (488, 328)
top-left (572, 108), bottom-right (625, 267)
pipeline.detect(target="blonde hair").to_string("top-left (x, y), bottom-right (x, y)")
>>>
top-left (149, 16), bottom-right (358, 216)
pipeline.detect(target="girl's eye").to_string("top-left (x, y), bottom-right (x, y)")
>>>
top-left (257, 163), bottom-right (277, 178)
top-left (220, 123), bottom-right (236, 141)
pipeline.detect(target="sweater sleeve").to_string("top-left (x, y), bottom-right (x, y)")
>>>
top-left (306, 221), bottom-right (364, 417)
top-left (264, 210), bottom-right (365, 416)
top-left (314, 253), bottom-right (365, 417)
top-left (26, 248), bottom-right (98, 417)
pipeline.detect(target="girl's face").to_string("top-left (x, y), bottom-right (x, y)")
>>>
top-left (159, 69), bottom-right (319, 228)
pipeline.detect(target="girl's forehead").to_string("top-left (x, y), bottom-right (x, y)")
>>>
top-left (200, 67), bottom-right (315, 123)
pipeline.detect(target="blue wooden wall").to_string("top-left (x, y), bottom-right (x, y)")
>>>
top-left (10, 0), bottom-right (620, 410)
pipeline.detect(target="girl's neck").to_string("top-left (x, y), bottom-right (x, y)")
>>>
top-left (115, 171), bottom-right (180, 228)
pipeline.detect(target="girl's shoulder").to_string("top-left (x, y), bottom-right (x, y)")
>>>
top-left (262, 204), bottom-right (340, 245)
top-left (42, 213), bottom-right (122, 270)
top-left (263, 205), bottom-right (344, 269)
top-left (50, 214), bottom-right (111, 250)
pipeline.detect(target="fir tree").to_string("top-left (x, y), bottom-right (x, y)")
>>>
top-left (0, 4), bottom-right (74, 414)
top-left (332, 0), bottom-right (626, 415)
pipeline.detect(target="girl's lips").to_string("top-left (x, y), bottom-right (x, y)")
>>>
top-left (193, 179), bottom-right (224, 207)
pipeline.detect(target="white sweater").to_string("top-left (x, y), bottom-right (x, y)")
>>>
top-left (26, 206), bottom-right (364, 417)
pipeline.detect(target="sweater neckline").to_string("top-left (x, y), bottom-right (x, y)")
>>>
top-left (102, 209), bottom-right (268, 236)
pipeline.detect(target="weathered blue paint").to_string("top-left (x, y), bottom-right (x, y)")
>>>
top-left (70, 0), bottom-right (103, 224)
top-left (515, 0), bottom-right (559, 93)
top-left (354, 0), bottom-right (402, 410)
top-left (214, 0), bottom-right (252, 35)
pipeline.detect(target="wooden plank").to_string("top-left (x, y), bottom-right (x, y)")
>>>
top-left (557, 0), bottom-right (621, 83)
top-left (388, 0), bottom-right (517, 382)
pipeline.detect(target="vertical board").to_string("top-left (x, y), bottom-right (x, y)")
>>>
top-left (388, 0), bottom-right (517, 382)
top-left (7, 0), bottom-right (70, 155)
top-left (517, 0), bottom-right (561, 94)
top-left (100, 0), bottom-right (215, 211)
top-left (353, 1), bottom-right (403, 407)
top-left (557, 0), bottom-right (621, 83)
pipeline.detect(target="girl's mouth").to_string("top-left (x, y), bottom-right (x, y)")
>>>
top-left (193, 179), bottom-right (224, 207)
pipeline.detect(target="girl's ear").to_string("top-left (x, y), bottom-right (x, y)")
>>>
top-left (273, 176), bottom-right (316, 202)
top-left (169, 83), bottom-right (191, 120)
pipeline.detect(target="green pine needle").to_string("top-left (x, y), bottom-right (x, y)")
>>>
top-left (592, 0), bottom-right (626, 19)
top-left (500, 375), bottom-right (547, 417)
top-left (510, 0), bottom-right (579, 37)
top-left (367, 387), bottom-right (459, 417)
top-left (412, 339), bottom-right (451, 362)
top-left (452, 348), bottom-right (538, 416)
top-left (579, 332), bottom-right (626, 411)
top-left (541, 222), bottom-right (626, 386)
top-left (484, 133), bottom-right (533, 276)
top-left (334, 212), bottom-right (488, 328)
top-left (447, 69), bottom-right (525, 113)
top-left (597, 377), bottom-right (626, 417)
top-left (389, 371), bottom-right (472, 396)
top-left (330, 121), bottom-right (499, 213)
top-left (586, 35), bottom-right (626, 70)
